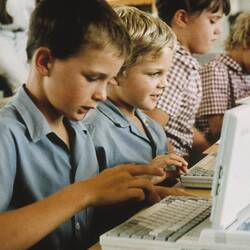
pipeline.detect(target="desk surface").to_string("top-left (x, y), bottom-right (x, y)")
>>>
top-left (203, 143), bottom-right (219, 155)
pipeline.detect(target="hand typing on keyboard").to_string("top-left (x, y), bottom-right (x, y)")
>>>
top-left (146, 154), bottom-right (188, 184)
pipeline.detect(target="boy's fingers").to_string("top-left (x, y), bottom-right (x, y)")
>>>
top-left (125, 178), bottom-right (161, 202)
top-left (122, 164), bottom-right (165, 176)
top-left (167, 154), bottom-right (188, 165)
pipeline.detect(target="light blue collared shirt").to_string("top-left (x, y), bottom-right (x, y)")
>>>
top-left (83, 99), bottom-right (168, 239)
top-left (0, 86), bottom-right (99, 250)
top-left (83, 99), bottom-right (168, 170)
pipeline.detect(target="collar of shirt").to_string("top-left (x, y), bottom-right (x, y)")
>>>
top-left (175, 41), bottom-right (200, 70)
top-left (219, 54), bottom-right (243, 73)
top-left (11, 85), bottom-right (87, 143)
top-left (97, 99), bottom-right (153, 128)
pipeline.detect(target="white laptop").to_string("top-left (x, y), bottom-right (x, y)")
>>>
top-left (180, 95), bottom-right (250, 189)
top-left (100, 104), bottom-right (250, 250)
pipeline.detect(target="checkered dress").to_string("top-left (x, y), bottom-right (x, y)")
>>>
top-left (157, 43), bottom-right (202, 157)
top-left (196, 54), bottom-right (250, 134)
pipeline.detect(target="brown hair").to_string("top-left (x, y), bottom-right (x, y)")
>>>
top-left (225, 11), bottom-right (250, 51)
top-left (156, 0), bottom-right (231, 26)
top-left (26, 0), bottom-right (131, 61)
top-left (0, 0), bottom-right (13, 25)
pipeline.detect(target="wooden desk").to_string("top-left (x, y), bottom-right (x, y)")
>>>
top-left (203, 143), bottom-right (219, 155)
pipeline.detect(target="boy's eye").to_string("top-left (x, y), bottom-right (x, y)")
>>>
top-left (209, 16), bottom-right (221, 24)
top-left (84, 75), bottom-right (100, 82)
top-left (210, 19), bottom-right (216, 24)
top-left (148, 72), bottom-right (161, 77)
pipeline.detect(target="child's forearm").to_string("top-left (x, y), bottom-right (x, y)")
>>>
top-left (0, 183), bottom-right (91, 250)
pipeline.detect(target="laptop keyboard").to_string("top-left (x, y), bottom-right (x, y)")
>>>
top-left (187, 166), bottom-right (214, 177)
top-left (185, 153), bottom-right (217, 177)
top-left (105, 196), bottom-right (211, 242)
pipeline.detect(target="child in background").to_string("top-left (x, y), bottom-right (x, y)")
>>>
top-left (148, 0), bottom-right (230, 162)
top-left (196, 11), bottom-right (250, 143)
top-left (0, 1), bottom-right (171, 249)
top-left (0, 0), bottom-right (37, 106)
top-left (83, 6), bottom-right (188, 238)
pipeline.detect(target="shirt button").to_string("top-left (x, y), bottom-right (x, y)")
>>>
top-left (75, 222), bottom-right (80, 230)
top-left (144, 119), bottom-right (149, 126)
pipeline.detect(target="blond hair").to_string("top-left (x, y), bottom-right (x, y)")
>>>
top-left (114, 6), bottom-right (176, 72)
top-left (225, 11), bottom-right (250, 51)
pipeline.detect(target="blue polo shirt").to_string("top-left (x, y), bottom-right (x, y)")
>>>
top-left (83, 99), bottom-right (168, 170)
top-left (0, 86), bottom-right (99, 250)
top-left (83, 99), bottom-right (168, 239)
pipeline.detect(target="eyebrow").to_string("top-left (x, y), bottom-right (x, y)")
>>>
top-left (209, 13), bottom-right (223, 19)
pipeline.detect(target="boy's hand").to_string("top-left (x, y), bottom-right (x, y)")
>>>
top-left (147, 154), bottom-right (188, 184)
top-left (153, 186), bottom-right (195, 199)
top-left (84, 164), bottom-right (165, 207)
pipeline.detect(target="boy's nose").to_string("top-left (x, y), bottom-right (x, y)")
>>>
top-left (93, 85), bottom-right (107, 102)
top-left (158, 77), bottom-right (167, 89)
top-left (215, 23), bottom-right (222, 35)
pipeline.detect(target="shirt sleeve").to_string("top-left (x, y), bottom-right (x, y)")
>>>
top-left (0, 125), bottom-right (17, 210)
top-left (198, 63), bottom-right (230, 117)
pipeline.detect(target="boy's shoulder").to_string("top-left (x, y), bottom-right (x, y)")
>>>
top-left (0, 104), bottom-right (26, 137)
top-left (136, 109), bottom-right (165, 132)
top-left (83, 100), bottom-right (129, 128)
top-left (173, 43), bottom-right (200, 70)
top-left (82, 101), bottom-right (118, 134)
top-left (202, 54), bottom-right (240, 73)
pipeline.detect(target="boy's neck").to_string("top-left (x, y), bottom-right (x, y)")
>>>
top-left (25, 81), bottom-right (64, 128)
top-left (228, 49), bottom-right (242, 63)
top-left (107, 88), bottom-right (136, 119)
top-left (227, 49), bottom-right (246, 71)
top-left (172, 28), bottom-right (192, 54)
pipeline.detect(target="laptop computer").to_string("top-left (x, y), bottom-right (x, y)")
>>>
top-left (180, 95), bottom-right (250, 189)
top-left (100, 104), bottom-right (250, 250)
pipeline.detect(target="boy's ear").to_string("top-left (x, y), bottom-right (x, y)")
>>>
top-left (35, 48), bottom-right (53, 75)
top-left (173, 9), bottom-right (189, 28)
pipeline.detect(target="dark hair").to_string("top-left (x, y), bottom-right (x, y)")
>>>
top-left (156, 0), bottom-right (231, 26)
top-left (228, 11), bottom-right (242, 27)
top-left (26, 0), bottom-right (131, 61)
top-left (0, 0), bottom-right (13, 25)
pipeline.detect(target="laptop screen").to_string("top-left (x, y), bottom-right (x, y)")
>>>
top-left (211, 104), bottom-right (250, 230)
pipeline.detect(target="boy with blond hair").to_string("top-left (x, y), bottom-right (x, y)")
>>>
top-left (83, 6), bottom-right (188, 239)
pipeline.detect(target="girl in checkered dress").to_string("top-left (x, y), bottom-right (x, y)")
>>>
top-left (196, 11), bottom-right (250, 143)
top-left (147, 0), bottom-right (231, 163)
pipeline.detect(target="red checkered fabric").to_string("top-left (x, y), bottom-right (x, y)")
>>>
top-left (196, 54), bottom-right (250, 133)
top-left (157, 43), bottom-right (202, 157)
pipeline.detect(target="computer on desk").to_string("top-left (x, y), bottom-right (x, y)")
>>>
top-left (181, 95), bottom-right (250, 189)
top-left (100, 104), bottom-right (250, 250)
